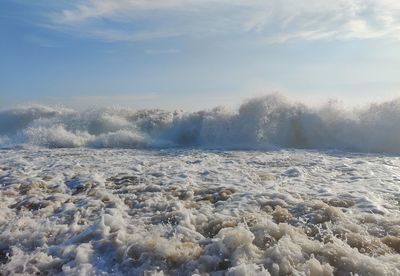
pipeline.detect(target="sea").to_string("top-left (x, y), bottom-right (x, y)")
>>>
top-left (1, 95), bottom-right (400, 275)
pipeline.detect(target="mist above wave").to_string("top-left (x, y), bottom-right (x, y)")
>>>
top-left (1, 94), bottom-right (400, 153)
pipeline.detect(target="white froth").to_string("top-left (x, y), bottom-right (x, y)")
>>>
top-left (0, 148), bottom-right (399, 275)
top-left (2, 95), bottom-right (400, 153)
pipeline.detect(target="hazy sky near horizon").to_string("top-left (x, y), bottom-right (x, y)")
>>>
top-left (1, 0), bottom-right (400, 110)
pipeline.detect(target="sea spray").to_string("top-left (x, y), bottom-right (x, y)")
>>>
top-left (1, 94), bottom-right (400, 153)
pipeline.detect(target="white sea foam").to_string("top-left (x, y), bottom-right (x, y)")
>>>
top-left (1, 149), bottom-right (399, 275)
top-left (1, 95), bottom-right (400, 275)
top-left (22, 126), bottom-right (91, 148)
top-left (2, 95), bottom-right (400, 153)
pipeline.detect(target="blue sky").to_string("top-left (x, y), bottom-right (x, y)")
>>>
top-left (1, 0), bottom-right (400, 110)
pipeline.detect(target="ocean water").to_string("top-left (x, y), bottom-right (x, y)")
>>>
top-left (2, 94), bottom-right (400, 153)
top-left (1, 95), bottom-right (400, 275)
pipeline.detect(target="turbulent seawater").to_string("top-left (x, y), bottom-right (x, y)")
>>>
top-left (1, 149), bottom-right (400, 275)
top-left (2, 94), bottom-right (400, 153)
top-left (1, 95), bottom-right (400, 275)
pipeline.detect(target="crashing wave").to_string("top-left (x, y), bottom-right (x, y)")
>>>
top-left (1, 95), bottom-right (400, 153)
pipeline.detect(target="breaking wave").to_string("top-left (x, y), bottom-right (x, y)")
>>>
top-left (1, 94), bottom-right (400, 153)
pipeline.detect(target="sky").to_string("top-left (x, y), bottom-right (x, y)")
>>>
top-left (1, 0), bottom-right (400, 110)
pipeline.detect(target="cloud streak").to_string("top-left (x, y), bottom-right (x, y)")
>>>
top-left (48, 0), bottom-right (400, 43)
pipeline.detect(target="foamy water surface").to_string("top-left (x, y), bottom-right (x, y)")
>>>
top-left (1, 148), bottom-right (400, 275)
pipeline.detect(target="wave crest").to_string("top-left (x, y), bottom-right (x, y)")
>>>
top-left (1, 95), bottom-right (400, 153)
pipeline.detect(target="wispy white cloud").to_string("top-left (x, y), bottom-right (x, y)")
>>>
top-left (47, 0), bottom-right (400, 43)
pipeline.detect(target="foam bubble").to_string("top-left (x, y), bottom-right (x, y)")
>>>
top-left (1, 148), bottom-right (399, 274)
